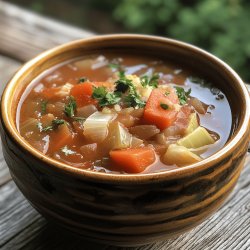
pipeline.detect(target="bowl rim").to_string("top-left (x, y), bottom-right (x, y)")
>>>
top-left (1, 34), bottom-right (250, 183)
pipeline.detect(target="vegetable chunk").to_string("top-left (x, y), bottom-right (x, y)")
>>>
top-left (163, 144), bottom-right (201, 166)
top-left (143, 88), bottom-right (179, 130)
top-left (70, 83), bottom-right (96, 107)
top-left (110, 147), bottom-right (156, 173)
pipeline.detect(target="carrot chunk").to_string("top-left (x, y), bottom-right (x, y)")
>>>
top-left (143, 88), bottom-right (179, 130)
top-left (48, 124), bottom-right (74, 153)
top-left (110, 147), bottom-right (156, 173)
top-left (70, 82), bottom-right (97, 107)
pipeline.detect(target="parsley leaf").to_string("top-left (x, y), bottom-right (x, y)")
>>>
top-left (124, 92), bottom-right (145, 108)
top-left (39, 119), bottom-right (65, 132)
top-left (61, 146), bottom-right (75, 156)
top-left (174, 86), bottom-right (191, 105)
top-left (160, 103), bottom-right (169, 110)
top-left (41, 100), bottom-right (48, 115)
top-left (52, 119), bottom-right (65, 127)
top-left (92, 87), bottom-right (121, 107)
top-left (108, 63), bottom-right (120, 69)
top-left (64, 96), bottom-right (77, 117)
top-left (78, 77), bottom-right (88, 83)
top-left (140, 74), bottom-right (159, 88)
top-left (115, 77), bottom-right (132, 93)
top-left (72, 117), bottom-right (86, 122)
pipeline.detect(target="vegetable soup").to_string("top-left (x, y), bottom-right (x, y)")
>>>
top-left (17, 54), bottom-right (232, 174)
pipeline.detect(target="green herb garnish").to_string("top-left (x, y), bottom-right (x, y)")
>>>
top-left (174, 86), bottom-right (191, 105)
top-left (72, 117), bottom-right (86, 122)
top-left (92, 86), bottom-right (121, 107)
top-left (52, 119), bottom-right (65, 127)
top-left (165, 91), bottom-right (170, 96)
top-left (40, 119), bottom-right (65, 132)
top-left (160, 103), bottom-right (169, 110)
top-left (115, 77), bottom-right (132, 93)
top-left (41, 100), bottom-right (48, 115)
top-left (124, 92), bottom-right (146, 108)
top-left (64, 96), bottom-right (77, 117)
top-left (78, 77), bottom-right (88, 83)
top-left (140, 74), bottom-right (159, 88)
top-left (108, 63), bottom-right (120, 69)
top-left (61, 146), bottom-right (75, 156)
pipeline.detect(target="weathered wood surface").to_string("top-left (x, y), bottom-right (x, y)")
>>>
top-left (1, 2), bottom-right (250, 250)
top-left (0, 1), bottom-right (94, 62)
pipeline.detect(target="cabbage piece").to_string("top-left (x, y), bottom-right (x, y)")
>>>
top-left (185, 113), bottom-right (199, 135)
top-left (83, 111), bottom-right (116, 142)
top-left (163, 144), bottom-right (201, 166)
top-left (177, 126), bottom-right (215, 148)
top-left (106, 122), bottom-right (132, 150)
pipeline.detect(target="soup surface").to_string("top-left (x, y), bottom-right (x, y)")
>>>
top-left (17, 53), bottom-right (232, 174)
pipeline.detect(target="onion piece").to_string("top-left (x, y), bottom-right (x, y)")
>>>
top-left (130, 125), bottom-right (160, 140)
top-left (83, 111), bottom-right (116, 142)
top-left (77, 104), bottom-right (97, 118)
top-left (188, 97), bottom-right (208, 114)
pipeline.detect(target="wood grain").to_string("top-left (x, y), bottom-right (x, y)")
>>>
top-left (0, 1), bottom-right (250, 249)
top-left (0, 159), bottom-right (250, 249)
top-left (0, 55), bottom-right (21, 186)
top-left (0, 1), bottom-right (94, 62)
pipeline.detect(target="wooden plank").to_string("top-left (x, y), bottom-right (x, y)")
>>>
top-left (1, 160), bottom-right (250, 249)
top-left (0, 2), bottom-right (94, 62)
top-left (0, 55), bottom-right (21, 185)
top-left (0, 181), bottom-right (107, 250)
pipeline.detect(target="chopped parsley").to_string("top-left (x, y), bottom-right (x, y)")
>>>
top-left (165, 91), bottom-right (170, 96)
top-left (108, 63), bottom-right (120, 69)
top-left (92, 86), bottom-right (121, 107)
top-left (160, 103), bottom-right (169, 110)
top-left (72, 116), bottom-right (86, 122)
top-left (92, 72), bottom-right (145, 108)
top-left (78, 77), bottom-right (88, 83)
top-left (39, 119), bottom-right (65, 132)
top-left (174, 86), bottom-right (191, 105)
top-left (41, 100), bottom-right (48, 115)
top-left (61, 146), bottom-right (75, 156)
top-left (140, 74), bottom-right (159, 88)
top-left (52, 119), bottom-right (65, 127)
top-left (124, 92), bottom-right (145, 108)
top-left (115, 76), bottom-right (133, 93)
top-left (64, 96), bottom-right (77, 117)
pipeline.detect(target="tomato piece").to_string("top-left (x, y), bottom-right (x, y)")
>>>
top-left (110, 147), bottom-right (156, 173)
top-left (143, 88), bottom-right (179, 130)
top-left (70, 83), bottom-right (96, 107)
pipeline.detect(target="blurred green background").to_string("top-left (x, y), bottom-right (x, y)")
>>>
top-left (8, 0), bottom-right (250, 81)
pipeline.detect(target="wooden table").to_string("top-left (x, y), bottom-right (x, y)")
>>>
top-left (1, 2), bottom-right (250, 249)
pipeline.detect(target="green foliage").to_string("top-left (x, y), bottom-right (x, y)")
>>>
top-left (113, 0), bottom-right (250, 81)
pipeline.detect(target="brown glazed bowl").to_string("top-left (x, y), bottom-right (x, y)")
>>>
top-left (1, 35), bottom-right (250, 246)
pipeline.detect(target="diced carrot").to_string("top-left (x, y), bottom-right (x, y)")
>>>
top-left (70, 83), bottom-right (97, 107)
top-left (48, 124), bottom-right (74, 153)
top-left (143, 88), bottom-right (179, 130)
top-left (110, 147), bottom-right (156, 173)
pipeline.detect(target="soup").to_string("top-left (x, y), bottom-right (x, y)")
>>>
top-left (17, 53), bottom-right (232, 174)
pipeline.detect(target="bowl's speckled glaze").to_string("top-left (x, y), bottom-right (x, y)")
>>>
top-left (1, 35), bottom-right (250, 246)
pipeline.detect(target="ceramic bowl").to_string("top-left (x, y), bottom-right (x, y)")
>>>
top-left (1, 35), bottom-right (250, 246)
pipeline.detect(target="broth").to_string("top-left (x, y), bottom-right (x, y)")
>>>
top-left (17, 53), bottom-right (232, 174)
